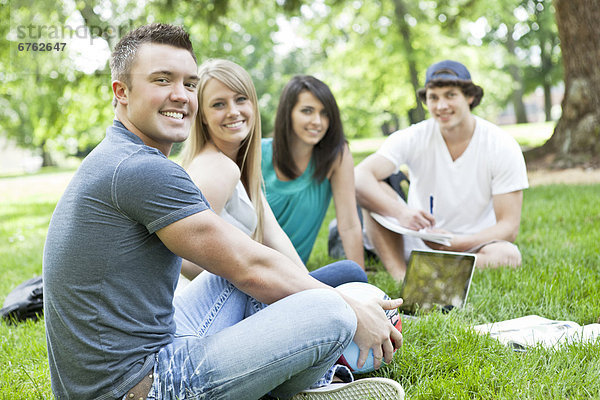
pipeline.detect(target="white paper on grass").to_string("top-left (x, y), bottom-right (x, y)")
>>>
top-left (473, 315), bottom-right (600, 351)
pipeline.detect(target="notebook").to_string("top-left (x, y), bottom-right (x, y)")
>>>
top-left (370, 212), bottom-right (453, 246)
top-left (399, 249), bottom-right (476, 316)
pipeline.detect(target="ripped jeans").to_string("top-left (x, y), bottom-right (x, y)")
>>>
top-left (146, 266), bottom-right (359, 400)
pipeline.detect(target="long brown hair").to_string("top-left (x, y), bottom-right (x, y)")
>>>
top-left (181, 59), bottom-right (264, 242)
top-left (272, 75), bottom-right (346, 182)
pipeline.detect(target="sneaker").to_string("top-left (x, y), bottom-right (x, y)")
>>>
top-left (291, 377), bottom-right (405, 400)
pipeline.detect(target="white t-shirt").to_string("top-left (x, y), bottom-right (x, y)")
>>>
top-left (377, 116), bottom-right (528, 239)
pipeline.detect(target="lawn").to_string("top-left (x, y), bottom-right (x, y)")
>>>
top-left (2, 161), bottom-right (600, 399)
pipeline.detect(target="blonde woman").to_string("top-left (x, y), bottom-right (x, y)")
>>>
top-left (180, 59), bottom-right (366, 287)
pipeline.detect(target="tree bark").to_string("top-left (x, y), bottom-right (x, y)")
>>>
top-left (538, 31), bottom-right (557, 122)
top-left (542, 81), bottom-right (552, 122)
top-left (526, 0), bottom-right (600, 167)
top-left (392, 0), bottom-right (426, 123)
top-left (40, 140), bottom-right (55, 168)
top-left (505, 25), bottom-right (528, 124)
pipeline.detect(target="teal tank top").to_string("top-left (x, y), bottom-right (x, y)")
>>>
top-left (261, 138), bottom-right (332, 263)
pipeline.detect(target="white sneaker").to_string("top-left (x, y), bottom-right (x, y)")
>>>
top-left (292, 377), bottom-right (405, 400)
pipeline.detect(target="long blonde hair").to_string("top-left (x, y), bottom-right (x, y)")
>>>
top-left (181, 59), bottom-right (265, 243)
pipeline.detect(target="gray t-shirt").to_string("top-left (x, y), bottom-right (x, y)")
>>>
top-left (43, 120), bottom-right (210, 399)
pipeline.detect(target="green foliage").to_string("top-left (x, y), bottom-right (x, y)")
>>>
top-left (177, 1), bottom-right (316, 136)
top-left (438, 0), bottom-right (562, 118)
top-left (1, 0), bottom-right (563, 160)
top-left (297, 0), bottom-right (432, 136)
top-left (1, 0), bottom-right (115, 165)
top-left (517, 1), bottom-right (563, 95)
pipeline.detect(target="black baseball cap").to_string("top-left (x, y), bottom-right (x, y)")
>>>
top-left (425, 60), bottom-right (472, 84)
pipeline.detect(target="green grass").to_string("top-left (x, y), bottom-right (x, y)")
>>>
top-left (2, 169), bottom-right (600, 398)
top-left (1, 194), bottom-right (56, 398)
top-left (307, 185), bottom-right (600, 399)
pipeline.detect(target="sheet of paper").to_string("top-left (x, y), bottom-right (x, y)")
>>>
top-left (473, 315), bottom-right (600, 350)
top-left (370, 212), bottom-right (453, 246)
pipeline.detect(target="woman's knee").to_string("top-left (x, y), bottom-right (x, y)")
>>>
top-left (310, 261), bottom-right (367, 287)
top-left (332, 260), bottom-right (368, 283)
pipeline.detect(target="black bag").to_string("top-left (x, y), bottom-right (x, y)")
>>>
top-left (327, 171), bottom-right (409, 260)
top-left (1, 275), bottom-right (44, 324)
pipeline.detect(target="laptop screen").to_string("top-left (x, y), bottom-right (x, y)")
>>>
top-left (399, 250), bottom-right (476, 315)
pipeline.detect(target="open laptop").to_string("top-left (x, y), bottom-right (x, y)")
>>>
top-left (399, 249), bottom-right (476, 316)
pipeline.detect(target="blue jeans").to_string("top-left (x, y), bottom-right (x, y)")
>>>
top-left (148, 261), bottom-right (362, 400)
top-left (309, 260), bottom-right (368, 287)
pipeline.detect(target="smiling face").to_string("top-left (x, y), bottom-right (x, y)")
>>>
top-left (200, 78), bottom-right (255, 159)
top-left (113, 43), bottom-right (199, 155)
top-left (290, 90), bottom-right (329, 148)
top-left (425, 85), bottom-right (474, 134)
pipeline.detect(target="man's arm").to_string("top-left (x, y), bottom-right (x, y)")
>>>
top-left (355, 153), bottom-right (434, 230)
top-left (427, 190), bottom-right (523, 252)
top-left (158, 210), bottom-right (316, 303)
top-left (157, 209), bottom-right (403, 367)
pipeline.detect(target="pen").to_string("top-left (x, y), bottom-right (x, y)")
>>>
top-left (429, 195), bottom-right (434, 215)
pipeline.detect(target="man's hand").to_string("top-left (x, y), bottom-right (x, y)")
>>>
top-left (395, 208), bottom-right (435, 231)
top-left (425, 230), bottom-right (470, 252)
top-left (340, 294), bottom-right (404, 370)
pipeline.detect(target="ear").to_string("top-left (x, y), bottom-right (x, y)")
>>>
top-left (112, 80), bottom-right (129, 106)
top-left (467, 95), bottom-right (475, 106)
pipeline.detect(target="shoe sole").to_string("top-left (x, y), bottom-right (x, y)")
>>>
top-left (292, 377), bottom-right (405, 400)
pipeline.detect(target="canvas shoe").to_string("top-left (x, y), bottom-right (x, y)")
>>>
top-left (291, 377), bottom-right (405, 400)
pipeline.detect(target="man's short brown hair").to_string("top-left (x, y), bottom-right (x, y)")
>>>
top-left (110, 23), bottom-right (196, 106)
top-left (417, 79), bottom-right (484, 110)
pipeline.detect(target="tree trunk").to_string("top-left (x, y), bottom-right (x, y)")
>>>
top-left (527, 0), bottom-right (600, 167)
top-left (539, 35), bottom-right (555, 122)
top-left (542, 80), bottom-right (552, 122)
top-left (392, 0), bottom-right (425, 123)
top-left (505, 25), bottom-right (528, 124)
top-left (40, 140), bottom-right (55, 168)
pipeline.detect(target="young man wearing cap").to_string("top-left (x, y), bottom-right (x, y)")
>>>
top-left (355, 60), bottom-right (528, 281)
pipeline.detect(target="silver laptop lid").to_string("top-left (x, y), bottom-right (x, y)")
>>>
top-left (399, 249), bottom-right (476, 315)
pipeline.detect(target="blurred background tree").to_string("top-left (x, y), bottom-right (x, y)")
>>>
top-left (526, 0), bottom-right (600, 167)
top-left (1, 0), bottom-right (595, 168)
